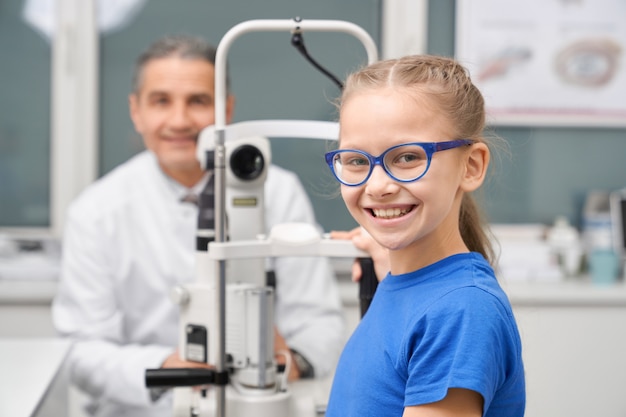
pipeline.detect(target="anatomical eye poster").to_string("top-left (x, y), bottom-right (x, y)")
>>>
top-left (455, 0), bottom-right (626, 127)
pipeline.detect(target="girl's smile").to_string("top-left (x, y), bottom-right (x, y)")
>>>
top-left (369, 205), bottom-right (415, 220)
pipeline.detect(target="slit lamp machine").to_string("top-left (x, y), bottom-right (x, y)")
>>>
top-left (145, 18), bottom-right (378, 417)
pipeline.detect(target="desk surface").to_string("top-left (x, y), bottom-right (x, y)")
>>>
top-left (0, 280), bottom-right (58, 304)
top-left (0, 338), bottom-right (72, 417)
top-left (4, 277), bottom-right (626, 307)
top-left (339, 277), bottom-right (626, 307)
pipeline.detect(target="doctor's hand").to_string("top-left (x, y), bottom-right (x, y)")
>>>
top-left (159, 351), bottom-right (214, 392)
top-left (161, 350), bottom-right (213, 370)
top-left (330, 227), bottom-right (389, 282)
top-left (274, 328), bottom-right (300, 382)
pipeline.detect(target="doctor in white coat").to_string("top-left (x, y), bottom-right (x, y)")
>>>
top-left (52, 35), bottom-right (345, 417)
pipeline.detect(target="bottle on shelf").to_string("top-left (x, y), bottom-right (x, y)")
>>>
top-left (546, 215), bottom-right (583, 278)
top-left (585, 215), bottom-right (618, 285)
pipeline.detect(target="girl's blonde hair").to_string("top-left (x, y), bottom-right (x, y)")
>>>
top-left (340, 55), bottom-right (496, 265)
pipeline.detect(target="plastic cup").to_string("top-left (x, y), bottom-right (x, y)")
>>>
top-left (590, 250), bottom-right (619, 285)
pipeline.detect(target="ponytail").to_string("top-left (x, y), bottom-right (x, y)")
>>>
top-left (459, 194), bottom-right (495, 266)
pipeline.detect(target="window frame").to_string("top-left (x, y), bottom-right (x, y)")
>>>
top-left (382, 0), bottom-right (428, 59)
top-left (48, 0), bottom-right (99, 238)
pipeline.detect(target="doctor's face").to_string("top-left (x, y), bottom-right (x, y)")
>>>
top-left (129, 56), bottom-right (234, 185)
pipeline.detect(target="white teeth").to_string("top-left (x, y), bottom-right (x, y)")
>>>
top-left (372, 208), bottom-right (410, 219)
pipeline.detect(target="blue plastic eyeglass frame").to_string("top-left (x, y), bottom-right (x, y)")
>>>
top-left (325, 139), bottom-right (474, 187)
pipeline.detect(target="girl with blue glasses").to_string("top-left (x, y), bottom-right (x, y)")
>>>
top-left (325, 55), bottom-right (525, 417)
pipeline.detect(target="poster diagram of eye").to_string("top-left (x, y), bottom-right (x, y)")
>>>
top-left (455, 0), bottom-right (626, 127)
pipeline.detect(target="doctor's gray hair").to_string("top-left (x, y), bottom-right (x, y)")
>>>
top-left (131, 34), bottom-right (230, 94)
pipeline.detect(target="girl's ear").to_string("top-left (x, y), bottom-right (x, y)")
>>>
top-left (461, 142), bottom-right (490, 192)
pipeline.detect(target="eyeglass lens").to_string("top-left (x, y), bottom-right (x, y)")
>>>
top-left (332, 144), bottom-right (430, 185)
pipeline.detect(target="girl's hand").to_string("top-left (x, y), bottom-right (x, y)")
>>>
top-left (330, 227), bottom-right (390, 282)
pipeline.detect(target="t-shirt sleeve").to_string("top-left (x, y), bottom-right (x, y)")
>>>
top-left (403, 286), bottom-right (518, 411)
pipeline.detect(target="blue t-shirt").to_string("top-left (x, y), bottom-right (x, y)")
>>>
top-left (326, 253), bottom-right (525, 417)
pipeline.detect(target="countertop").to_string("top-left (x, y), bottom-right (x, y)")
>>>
top-left (0, 338), bottom-right (71, 417)
top-left (3, 256), bottom-right (626, 307)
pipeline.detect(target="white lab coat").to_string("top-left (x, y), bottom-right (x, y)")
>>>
top-left (52, 150), bottom-right (345, 417)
